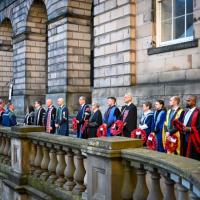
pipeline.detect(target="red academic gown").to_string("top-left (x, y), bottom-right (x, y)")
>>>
top-left (182, 108), bottom-right (200, 161)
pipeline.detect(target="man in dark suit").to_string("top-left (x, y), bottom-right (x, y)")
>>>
top-left (44, 99), bottom-right (56, 134)
top-left (121, 94), bottom-right (137, 137)
top-left (76, 96), bottom-right (90, 138)
top-left (182, 96), bottom-right (200, 160)
top-left (34, 101), bottom-right (46, 126)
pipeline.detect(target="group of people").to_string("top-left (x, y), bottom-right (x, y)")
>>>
top-left (0, 94), bottom-right (199, 161)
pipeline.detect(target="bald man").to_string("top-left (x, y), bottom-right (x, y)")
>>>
top-left (121, 94), bottom-right (137, 137)
top-left (182, 95), bottom-right (200, 160)
top-left (44, 99), bottom-right (57, 134)
top-left (55, 98), bottom-right (69, 136)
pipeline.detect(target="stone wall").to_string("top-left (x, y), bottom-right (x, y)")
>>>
top-left (0, 19), bottom-right (13, 99)
top-left (0, 0), bottom-right (200, 117)
top-left (93, 0), bottom-right (200, 115)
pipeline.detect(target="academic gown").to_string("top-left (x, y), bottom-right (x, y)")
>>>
top-left (0, 108), bottom-right (5, 125)
top-left (103, 105), bottom-right (121, 136)
top-left (87, 110), bottom-right (102, 138)
top-left (44, 106), bottom-right (57, 134)
top-left (55, 105), bottom-right (69, 136)
top-left (152, 109), bottom-right (166, 152)
top-left (182, 108), bottom-right (200, 161)
top-left (121, 103), bottom-right (137, 137)
top-left (2, 109), bottom-right (17, 127)
top-left (34, 107), bottom-right (46, 126)
top-left (139, 111), bottom-right (154, 139)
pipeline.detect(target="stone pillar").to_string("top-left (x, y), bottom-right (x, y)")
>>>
top-left (84, 137), bottom-right (143, 200)
top-left (1, 126), bottom-right (44, 199)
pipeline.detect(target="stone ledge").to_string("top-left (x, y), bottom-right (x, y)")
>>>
top-left (148, 39), bottom-right (198, 55)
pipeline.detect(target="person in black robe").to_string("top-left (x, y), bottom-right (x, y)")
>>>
top-left (24, 105), bottom-right (34, 125)
top-left (76, 96), bottom-right (91, 138)
top-left (34, 101), bottom-right (46, 126)
top-left (87, 102), bottom-right (102, 138)
top-left (55, 98), bottom-right (69, 136)
top-left (44, 99), bottom-right (57, 134)
top-left (121, 94), bottom-right (137, 137)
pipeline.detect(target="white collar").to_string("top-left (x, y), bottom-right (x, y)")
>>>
top-left (189, 107), bottom-right (196, 112)
top-left (144, 110), bottom-right (151, 115)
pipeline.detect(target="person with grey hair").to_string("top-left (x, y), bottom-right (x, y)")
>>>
top-left (55, 98), bottom-right (69, 136)
top-left (121, 93), bottom-right (137, 137)
top-left (87, 102), bottom-right (102, 138)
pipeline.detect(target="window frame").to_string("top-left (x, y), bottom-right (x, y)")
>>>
top-left (156, 0), bottom-right (194, 47)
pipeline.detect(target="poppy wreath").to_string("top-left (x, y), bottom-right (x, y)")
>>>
top-left (131, 128), bottom-right (147, 144)
top-left (72, 117), bottom-right (77, 132)
top-left (146, 132), bottom-right (157, 150)
top-left (110, 120), bottom-right (124, 136)
top-left (165, 135), bottom-right (178, 153)
top-left (97, 124), bottom-right (107, 137)
top-left (81, 120), bottom-right (89, 134)
top-left (172, 119), bottom-right (185, 132)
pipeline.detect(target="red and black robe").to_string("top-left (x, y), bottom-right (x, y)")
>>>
top-left (182, 108), bottom-right (200, 161)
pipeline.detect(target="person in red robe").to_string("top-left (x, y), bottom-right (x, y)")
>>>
top-left (182, 96), bottom-right (200, 160)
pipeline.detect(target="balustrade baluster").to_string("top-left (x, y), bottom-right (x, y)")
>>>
top-left (163, 175), bottom-right (176, 200)
top-left (147, 169), bottom-right (163, 200)
top-left (7, 138), bottom-right (11, 165)
top-left (2, 137), bottom-right (9, 164)
top-left (55, 149), bottom-right (66, 187)
top-left (40, 144), bottom-right (50, 181)
top-left (34, 142), bottom-right (43, 177)
top-left (177, 183), bottom-right (188, 200)
top-left (0, 137), bottom-right (5, 160)
top-left (29, 142), bottom-right (37, 175)
top-left (47, 147), bottom-right (58, 184)
top-left (133, 165), bottom-right (148, 200)
top-left (63, 148), bottom-right (75, 191)
top-left (121, 160), bottom-right (134, 200)
top-left (73, 150), bottom-right (86, 194)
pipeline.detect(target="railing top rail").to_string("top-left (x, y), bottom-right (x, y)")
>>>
top-left (0, 126), bottom-right (87, 151)
top-left (121, 148), bottom-right (200, 190)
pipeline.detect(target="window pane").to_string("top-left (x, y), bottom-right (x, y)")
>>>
top-left (174, 0), bottom-right (185, 17)
top-left (186, 0), bottom-right (193, 14)
top-left (186, 14), bottom-right (193, 37)
top-left (173, 16), bottom-right (185, 39)
top-left (161, 0), bottom-right (172, 20)
top-left (161, 19), bottom-right (172, 42)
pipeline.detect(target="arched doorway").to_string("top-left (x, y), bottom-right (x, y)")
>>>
top-left (25, 0), bottom-right (48, 105)
top-left (0, 18), bottom-right (13, 100)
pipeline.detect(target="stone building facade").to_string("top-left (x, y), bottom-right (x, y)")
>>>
top-left (0, 0), bottom-right (200, 116)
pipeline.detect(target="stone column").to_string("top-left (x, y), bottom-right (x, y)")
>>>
top-left (84, 137), bottom-right (143, 200)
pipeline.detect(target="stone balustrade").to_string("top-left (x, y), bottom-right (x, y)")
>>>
top-left (121, 148), bottom-right (200, 200)
top-left (0, 126), bottom-right (200, 200)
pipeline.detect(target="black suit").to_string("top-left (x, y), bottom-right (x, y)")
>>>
top-left (121, 103), bottom-right (137, 137)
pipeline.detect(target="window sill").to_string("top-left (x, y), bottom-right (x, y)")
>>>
top-left (147, 39), bottom-right (198, 55)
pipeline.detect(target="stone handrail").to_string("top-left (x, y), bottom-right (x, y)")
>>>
top-left (0, 126), bottom-right (200, 200)
top-left (121, 148), bottom-right (200, 200)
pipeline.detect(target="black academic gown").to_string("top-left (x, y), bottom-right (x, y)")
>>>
top-left (44, 106), bottom-right (57, 134)
top-left (34, 107), bottom-right (46, 126)
top-left (87, 110), bottom-right (102, 138)
top-left (121, 103), bottom-right (137, 137)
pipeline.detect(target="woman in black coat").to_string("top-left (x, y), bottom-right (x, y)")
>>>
top-left (87, 102), bottom-right (102, 138)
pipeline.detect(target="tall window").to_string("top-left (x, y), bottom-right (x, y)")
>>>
top-left (157, 0), bottom-right (193, 46)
